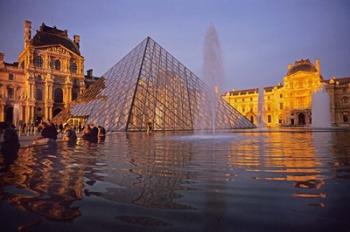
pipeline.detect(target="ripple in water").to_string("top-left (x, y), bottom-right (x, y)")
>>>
top-left (0, 131), bottom-right (349, 232)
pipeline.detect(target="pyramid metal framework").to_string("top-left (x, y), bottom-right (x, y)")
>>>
top-left (70, 37), bottom-right (255, 131)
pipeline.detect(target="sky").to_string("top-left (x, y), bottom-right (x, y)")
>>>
top-left (0, 0), bottom-right (349, 91)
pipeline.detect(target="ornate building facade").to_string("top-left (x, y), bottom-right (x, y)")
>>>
top-left (0, 20), bottom-right (85, 125)
top-left (224, 59), bottom-right (350, 127)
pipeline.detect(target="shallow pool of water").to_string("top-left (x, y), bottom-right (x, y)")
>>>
top-left (1, 131), bottom-right (350, 231)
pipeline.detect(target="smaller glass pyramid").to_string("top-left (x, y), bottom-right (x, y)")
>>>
top-left (66, 37), bottom-right (255, 131)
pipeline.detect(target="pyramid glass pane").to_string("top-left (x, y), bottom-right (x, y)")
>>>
top-left (67, 37), bottom-right (255, 131)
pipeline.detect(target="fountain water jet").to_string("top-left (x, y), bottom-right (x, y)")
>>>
top-left (312, 85), bottom-right (332, 128)
top-left (201, 24), bottom-right (225, 134)
top-left (257, 87), bottom-right (265, 128)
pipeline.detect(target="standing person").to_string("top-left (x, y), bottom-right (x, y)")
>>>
top-left (98, 126), bottom-right (106, 142)
top-left (39, 122), bottom-right (57, 140)
top-left (146, 121), bottom-right (153, 135)
top-left (63, 125), bottom-right (77, 142)
top-left (21, 123), bottom-right (26, 135)
top-left (82, 125), bottom-right (98, 143)
top-left (91, 125), bottom-right (99, 140)
top-left (82, 126), bottom-right (92, 140)
top-left (59, 124), bottom-right (64, 133)
top-left (0, 123), bottom-right (20, 166)
top-left (49, 123), bottom-right (58, 140)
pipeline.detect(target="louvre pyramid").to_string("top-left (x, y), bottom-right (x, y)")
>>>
top-left (70, 37), bottom-right (254, 131)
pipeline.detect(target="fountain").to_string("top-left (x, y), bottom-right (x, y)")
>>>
top-left (312, 85), bottom-right (332, 128)
top-left (257, 87), bottom-right (265, 129)
top-left (201, 24), bottom-right (225, 134)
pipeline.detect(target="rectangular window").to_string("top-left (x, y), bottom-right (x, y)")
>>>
top-left (280, 103), bottom-right (283, 110)
top-left (8, 73), bottom-right (14, 80)
top-left (268, 115), bottom-right (272, 123)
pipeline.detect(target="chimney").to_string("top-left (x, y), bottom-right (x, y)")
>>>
top-left (74, 35), bottom-right (80, 48)
top-left (87, 69), bottom-right (93, 78)
top-left (315, 59), bottom-right (321, 73)
top-left (24, 20), bottom-right (32, 48)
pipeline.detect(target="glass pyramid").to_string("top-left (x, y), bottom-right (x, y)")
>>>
top-left (69, 37), bottom-right (255, 131)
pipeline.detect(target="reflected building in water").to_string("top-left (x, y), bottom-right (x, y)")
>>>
top-left (0, 143), bottom-right (103, 221)
top-left (228, 132), bottom-right (326, 206)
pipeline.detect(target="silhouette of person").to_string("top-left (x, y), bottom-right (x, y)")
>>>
top-left (0, 123), bottom-right (20, 167)
top-left (98, 126), bottom-right (106, 142)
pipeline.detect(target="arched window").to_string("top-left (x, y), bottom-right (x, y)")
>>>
top-left (70, 59), bottom-right (77, 73)
top-left (36, 88), bottom-right (43, 101)
top-left (54, 88), bottom-right (63, 103)
top-left (34, 55), bottom-right (43, 68)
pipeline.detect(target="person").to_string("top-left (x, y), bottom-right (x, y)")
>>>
top-left (91, 125), bottom-right (98, 139)
top-left (82, 125), bottom-right (97, 143)
top-left (33, 122), bottom-right (58, 145)
top-left (63, 125), bottom-right (77, 142)
top-left (146, 121), bottom-right (153, 135)
top-left (0, 123), bottom-right (20, 166)
top-left (98, 126), bottom-right (106, 142)
top-left (98, 126), bottom-right (106, 138)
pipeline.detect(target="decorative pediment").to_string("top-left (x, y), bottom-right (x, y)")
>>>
top-left (35, 44), bottom-right (81, 57)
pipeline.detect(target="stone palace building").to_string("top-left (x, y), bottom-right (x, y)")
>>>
top-left (0, 20), bottom-right (85, 125)
top-left (224, 59), bottom-right (350, 127)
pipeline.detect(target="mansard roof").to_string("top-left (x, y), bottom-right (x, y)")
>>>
top-left (287, 59), bottom-right (317, 75)
top-left (31, 23), bottom-right (80, 55)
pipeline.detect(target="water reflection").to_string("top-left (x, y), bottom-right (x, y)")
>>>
top-left (0, 131), bottom-right (349, 231)
top-left (0, 142), bottom-right (102, 221)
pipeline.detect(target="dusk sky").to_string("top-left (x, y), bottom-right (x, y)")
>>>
top-left (0, 0), bottom-right (349, 91)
